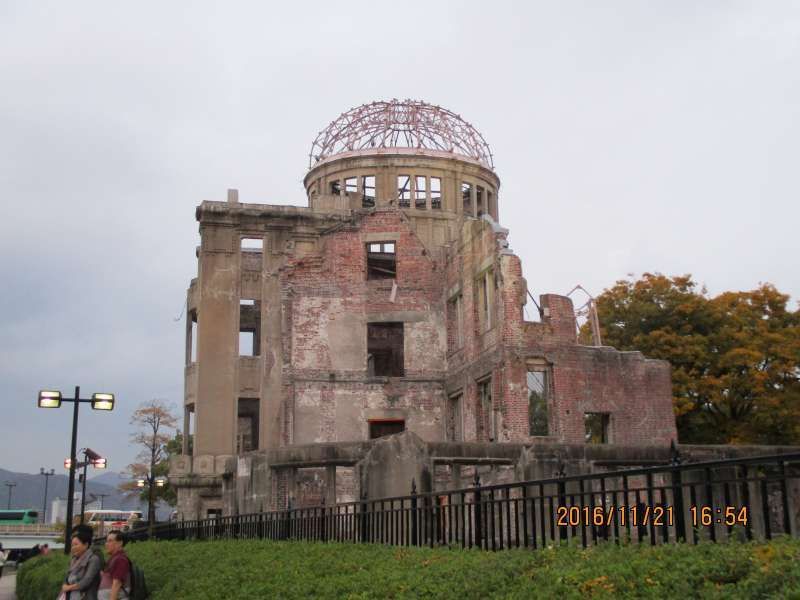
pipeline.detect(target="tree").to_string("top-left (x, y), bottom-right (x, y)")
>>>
top-left (587, 273), bottom-right (800, 444)
top-left (119, 399), bottom-right (179, 529)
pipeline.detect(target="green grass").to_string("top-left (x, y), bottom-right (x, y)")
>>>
top-left (16, 537), bottom-right (800, 599)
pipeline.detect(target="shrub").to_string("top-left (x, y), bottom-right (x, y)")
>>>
top-left (16, 537), bottom-right (800, 599)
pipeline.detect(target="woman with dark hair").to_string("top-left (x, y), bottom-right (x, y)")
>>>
top-left (59, 526), bottom-right (101, 600)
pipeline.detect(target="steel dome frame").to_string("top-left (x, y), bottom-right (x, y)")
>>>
top-left (309, 99), bottom-right (494, 170)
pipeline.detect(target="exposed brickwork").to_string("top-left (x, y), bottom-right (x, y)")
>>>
top-left (174, 146), bottom-right (676, 518)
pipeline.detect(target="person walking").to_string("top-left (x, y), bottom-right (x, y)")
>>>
top-left (98, 531), bottom-right (130, 600)
top-left (0, 542), bottom-right (6, 580)
top-left (59, 525), bottom-right (101, 600)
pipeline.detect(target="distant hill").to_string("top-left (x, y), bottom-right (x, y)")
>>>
top-left (88, 470), bottom-right (131, 488)
top-left (0, 467), bottom-right (171, 520)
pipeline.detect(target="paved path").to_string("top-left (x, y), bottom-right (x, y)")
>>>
top-left (0, 569), bottom-right (16, 600)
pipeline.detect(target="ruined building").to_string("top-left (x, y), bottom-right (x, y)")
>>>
top-left (170, 100), bottom-right (678, 519)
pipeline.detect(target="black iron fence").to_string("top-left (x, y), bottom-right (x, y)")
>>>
top-left (129, 452), bottom-right (800, 551)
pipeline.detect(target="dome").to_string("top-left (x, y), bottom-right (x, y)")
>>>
top-left (309, 99), bottom-right (494, 170)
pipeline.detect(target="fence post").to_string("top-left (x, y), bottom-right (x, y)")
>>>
top-left (557, 471), bottom-right (567, 543)
top-left (360, 491), bottom-right (368, 543)
top-left (321, 497), bottom-right (327, 542)
top-left (286, 496), bottom-right (293, 541)
top-left (410, 478), bottom-right (418, 546)
top-left (669, 440), bottom-right (686, 542)
top-left (473, 472), bottom-right (482, 550)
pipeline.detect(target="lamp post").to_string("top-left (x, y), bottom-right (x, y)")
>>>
top-left (66, 449), bottom-right (107, 525)
top-left (38, 387), bottom-right (115, 554)
top-left (39, 468), bottom-right (55, 523)
top-left (96, 493), bottom-right (110, 510)
top-left (4, 481), bottom-right (16, 510)
top-left (135, 476), bottom-right (167, 535)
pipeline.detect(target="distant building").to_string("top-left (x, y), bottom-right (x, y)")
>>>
top-left (50, 494), bottom-right (100, 524)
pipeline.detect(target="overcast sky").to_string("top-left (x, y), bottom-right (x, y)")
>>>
top-left (1, 1), bottom-right (798, 476)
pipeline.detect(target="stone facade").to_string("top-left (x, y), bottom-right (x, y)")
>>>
top-left (170, 101), bottom-right (678, 519)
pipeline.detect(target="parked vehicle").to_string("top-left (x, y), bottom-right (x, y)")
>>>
top-left (0, 509), bottom-right (39, 525)
top-left (74, 510), bottom-right (143, 534)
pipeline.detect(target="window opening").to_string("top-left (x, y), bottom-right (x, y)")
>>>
top-left (237, 398), bottom-right (260, 453)
top-left (478, 378), bottom-right (493, 441)
top-left (241, 238), bottom-right (263, 251)
top-left (527, 370), bottom-right (550, 436)
top-left (476, 270), bottom-right (494, 332)
top-left (362, 175), bottom-right (376, 208)
top-left (397, 175), bottom-right (411, 207)
top-left (431, 177), bottom-right (442, 209)
top-left (330, 180), bottom-right (341, 195)
top-left (367, 322), bottom-right (404, 377)
top-left (415, 176), bottom-right (427, 209)
top-left (239, 299), bottom-right (261, 356)
top-left (447, 294), bottom-right (464, 352)
top-left (369, 419), bottom-right (405, 439)
top-left (345, 177), bottom-right (358, 193)
top-left (585, 413), bottom-right (610, 444)
top-left (461, 182), bottom-right (473, 215)
top-left (185, 404), bottom-right (195, 456)
top-left (188, 311), bottom-right (198, 364)
top-left (476, 185), bottom-right (485, 216)
top-left (366, 241), bottom-right (396, 279)
top-left (239, 332), bottom-right (256, 356)
top-left (487, 190), bottom-right (494, 218)
top-left (446, 394), bottom-right (462, 442)
top-left (206, 508), bottom-right (222, 520)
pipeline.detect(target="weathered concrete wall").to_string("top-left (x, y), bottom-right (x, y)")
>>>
top-left (359, 432), bottom-right (433, 498)
top-left (175, 151), bottom-right (679, 514)
top-left (443, 215), bottom-right (676, 447)
top-left (197, 439), bottom-right (800, 518)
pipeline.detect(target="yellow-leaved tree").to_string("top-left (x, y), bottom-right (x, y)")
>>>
top-left (586, 273), bottom-right (800, 444)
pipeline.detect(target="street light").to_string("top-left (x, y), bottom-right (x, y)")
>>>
top-left (135, 476), bottom-right (166, 488)
top-left (4, 481), bottom-right (16, 510)
top-left (67, 448), bottom-right (107, 525)
top-left (134, 476), bottom-right (168, 535)
top-left (39, 468), bottom-right (55, 524)
top-left (37, 386), bottom-right (115, 554)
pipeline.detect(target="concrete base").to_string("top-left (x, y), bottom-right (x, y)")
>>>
top-left (170, 436), bottom-right (800, 520)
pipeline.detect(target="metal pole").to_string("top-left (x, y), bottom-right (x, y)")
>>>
top-left (64, 385), bottom-right (80, 555)
top-left (80, 457), bottom-right (88, 524)
top-left (41, 470), bottom-right (54, 524)
top-left (4, 482), bottom-right (16, 509)
top-left (148, 474), bottom-right (156, 537)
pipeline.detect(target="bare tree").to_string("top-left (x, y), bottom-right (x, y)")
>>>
top-left (120, 399), bottom-right (178, 531)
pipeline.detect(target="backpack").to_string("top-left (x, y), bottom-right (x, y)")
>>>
top-left (91, 547), bottom-right (106, 571)
top-left (124, 557), bottom-right (150, 600)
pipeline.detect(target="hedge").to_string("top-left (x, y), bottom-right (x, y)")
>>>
top-left (17, 536), bottom-right (800, 599)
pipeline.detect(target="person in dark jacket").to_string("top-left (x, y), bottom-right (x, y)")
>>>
top-left (60, 525), bottom-right (102, 600)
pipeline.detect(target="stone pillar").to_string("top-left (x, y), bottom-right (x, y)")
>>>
top-left (195, 223), bottom-right (238, 456)
top-left (325, 465), bottom-right (337, 505)
top-left (359, 431), bottom-right (432, 499)
top-left (262, 232), bottom-right (285, 448)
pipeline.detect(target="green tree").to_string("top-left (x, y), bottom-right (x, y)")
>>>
top-left (588, 273), bottom-right (800, 444)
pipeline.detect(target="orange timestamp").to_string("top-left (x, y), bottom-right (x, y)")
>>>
top-left (556, 505), bottom-right (674, 528)
top-left (690, 505), bottom-right (749, 527)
